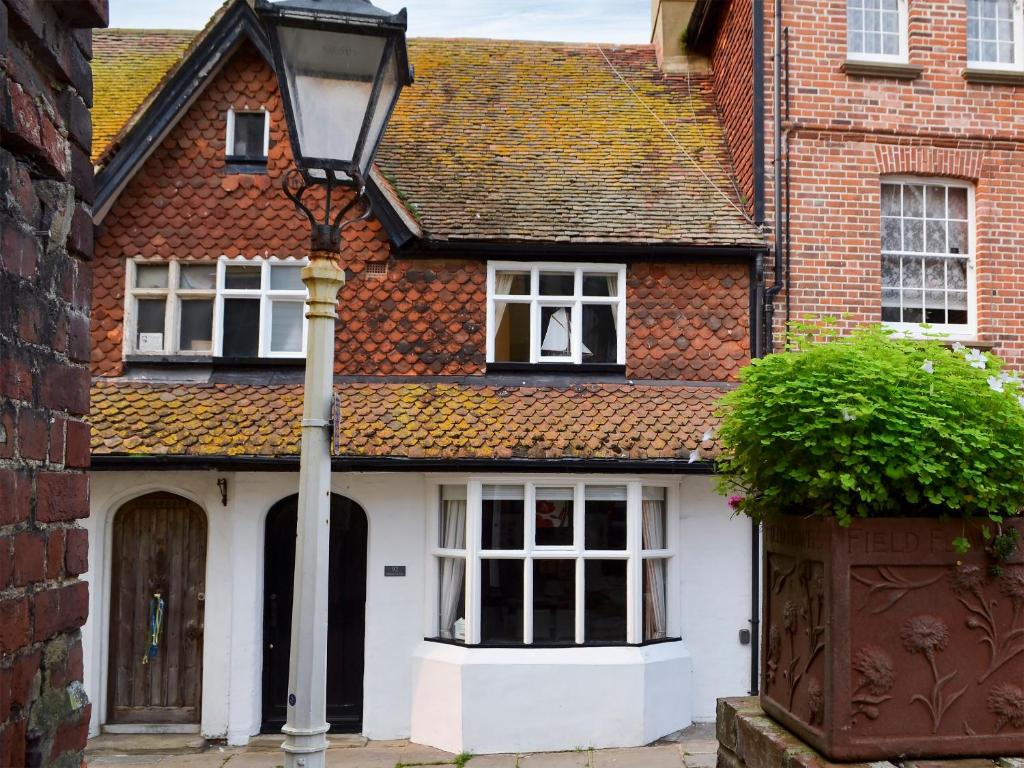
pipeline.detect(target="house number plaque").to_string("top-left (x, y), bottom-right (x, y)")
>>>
top-left (384, 565), bottom-right (406, 577)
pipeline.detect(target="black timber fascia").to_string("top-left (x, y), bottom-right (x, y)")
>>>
top-left (94, 0), bottom-right (272, 215)
top-left (366, 174), bottom-right (417, 249)
top-left (686, 0), bottom-right (726, 54)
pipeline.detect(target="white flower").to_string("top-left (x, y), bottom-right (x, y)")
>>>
top-left (688, 448), bottom-right (701, 464)
top-left (988, 376), bottom-right (1005, 393)
top-left (842, 408), bottom-right (855, 422)
top-left (952, 342), bottom-right (966, 353)
top-left (966, 349), bottom-right (987, 369)
top-left (702, 429), bottom-right (714, 443)
top-left (921, 359), bottom-right (934, 374)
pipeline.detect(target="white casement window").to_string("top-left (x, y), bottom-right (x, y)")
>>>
top-left (967, 0), bottom-right (1024, 71)
top-left (125, 257), bottom-right (307, 358)
top-left (847, 0), bottom-right (909, 62)
top-left (226, 108), bottom-right (270, 160)
top-left (880, 179), bottom-right (976, 338)
top-left (486, 262), bottom-right (627, 366)
top-left (430, 481), bottom-right (673, 646)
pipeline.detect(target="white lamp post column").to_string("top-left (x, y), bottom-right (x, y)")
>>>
top-left (281, 253), bottom-right (344, 768)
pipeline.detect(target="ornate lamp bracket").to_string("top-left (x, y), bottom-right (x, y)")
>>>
top-left (282, 168), bottom-right (374, 254)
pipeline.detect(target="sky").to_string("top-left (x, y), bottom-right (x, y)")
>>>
top-left (108, 0), bottom-right (651, 43)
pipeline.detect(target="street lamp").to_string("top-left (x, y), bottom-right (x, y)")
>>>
top-left (254, 2), bottom-right (411, 767)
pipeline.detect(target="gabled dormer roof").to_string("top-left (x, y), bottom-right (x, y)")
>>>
top-left (93, 0), bottom-right (764, 249)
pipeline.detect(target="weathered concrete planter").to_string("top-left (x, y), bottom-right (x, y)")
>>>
top-left (761, 515), bottom-right (1024, 761)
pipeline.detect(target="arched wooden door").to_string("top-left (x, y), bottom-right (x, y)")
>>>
top-left (108, 493), bottom-right (207, 724)
top-left (262, 494), bottom-right (367, 733)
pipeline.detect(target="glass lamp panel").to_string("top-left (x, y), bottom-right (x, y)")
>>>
top-left (270, 300), bottom-right (304, 353)
top-left (278, 25), bottom-right (386, 167)
top-left (357, 45), bottom-right (400, 176)
top-left (179, 299), bottom-right (213, 352)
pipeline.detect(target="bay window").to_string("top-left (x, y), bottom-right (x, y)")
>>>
top-left (487, 263), bottom-right (626, 366)
top-left (967, 0), bottom-right (1024, 71)
top-left (125, 257), bottom-right (307, 358)
top-left (880, 179), bottom-right (974, 337)
top-left (431, 481), bottom-right (672, 646)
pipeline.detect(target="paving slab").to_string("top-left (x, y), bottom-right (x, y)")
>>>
top-left (86, 733), bottom-right (208, 755)
top-left (463, 755), bottom-right (520, 768)
top-left (677, 739), bottom-right (717, 756)
top-left (591, 745), bottom-right (681, 768)
top-left (680, 754), bottom-right (716, 768)
top-left (517, 751), bottom-right (592, 768)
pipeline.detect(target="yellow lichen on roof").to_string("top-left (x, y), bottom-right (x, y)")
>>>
top-left (92, 29), bottom-right (196, 162)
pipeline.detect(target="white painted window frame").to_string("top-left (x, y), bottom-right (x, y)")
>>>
top-left (880, 175), bottom-right (977, 341)
top-left (485, 262), bottom-right (627, 365)
top-left (225, 107), bottom-right (271, 158)
top-left (427, 477), bottom-right (678, 647)
top-left (216, 257), bottom-right (308, 358)
top-left (846, 0), bottom-right (910, 64)
top-left (124, 257), bottom-right (308, 358)
top-left (966, 0), bottom-right (1024, 73)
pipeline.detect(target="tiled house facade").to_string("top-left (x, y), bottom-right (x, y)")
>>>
top-left (693, 0), bottom-right (1024, 362)
top-left (81, 0), bottom-right (765, 753)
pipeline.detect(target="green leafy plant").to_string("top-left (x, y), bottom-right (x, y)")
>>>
top-left (716, 326), bottom-right (1024, 533)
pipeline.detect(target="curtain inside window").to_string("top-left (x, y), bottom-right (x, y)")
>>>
top-left (607, 276), bottom-right (618, 332)
top-left (642, 499), bottom-right (667, 640)
top-left (493, 273), bottom-right (515, 327)
top-left (439, 499), bottom-right (467, 640)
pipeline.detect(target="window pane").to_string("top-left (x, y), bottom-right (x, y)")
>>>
top-left (482, 495), bottom-right (524, 550)
top-left (222, 298), bottom-right (260, 357)
top-left (902, 290), bottom-right (923, 323)
top-left (903, 219), bottom-right (924, 253)
top-left (539, 273), bottom-right (574, 296)
top-left (948, 221), bottom-right (968, 254)
top-left (136, 299), bottom-right (166, 351)
top-left (270, 300), bottom-right (303, 353)
top-left (882, 289), bottom-right (901, 322)
top-left (582, 304), bottom-right (618, 364)
top-left (179, 299), bottom-right (213, 352)
top-left (224, 264), bottom-right (262, 290)
top-left (948, 259), bottom-right (968, 290)
top-left (535, 488), bottom-right (573, 547)
top-left (495, 271), bottom-right (529, 295)
top-left (232, 112), bottom-right (266, 157)
top-left (585, 560), bottom-right (627, 643)
top-left (135, 264), bottom-right (168, 289)
top-left (585, 496), bottom-right (627, 550)
top-left (948, 188), bottom-right (968, 220)
top-left (904, 185), bottom-right (924, 217)
top-left (179, 264), bottom-right (216, 290)
top-left (882, 217), bottom-right (901, 251)
top-left (493, 302), bottom-right (530, 362)
top-left (925, 185), bottom-right (946, 219)
top-left (440, 497), bottom-right (467, 549)
top-left (533, 560), bottom-right (575, 644)
top-left (881, 184), bottom-right (901, 216)
top-left (881, 255), bottom-right (900, 287)
top-left (438, 557), bottom-right (466, 641)
top-left (643, 559), bottom-right (668, 641)
top-left (481, 559), bottom-right (523, 644)
top-left (582, 274), bottom-right (618, 297)
top-left (540, 305), bottom-right (572, 357)
top-left (642, 500), bottom-right (666, 550)
top-left (925, 258), bottom-right (945, 289)
top-left (925, 291), bottom-right (946, 324)
top-left (270, 264), bottom-right (305, 291)
top-left (925, 220), bottom-right (946, 254)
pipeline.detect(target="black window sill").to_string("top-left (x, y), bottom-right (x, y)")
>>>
top-left (123, 354), bottom-right (304, 367)
top-left (424, 636), bottom-right (682, 649)
top-left (224, 155), bottom-right (268, 174)
top-left (840, 59), bottom-right (922, 80)
top-left (486, 362), bottom-right (626, 376)
top-left (962, 67), bottom-right (1024, 86)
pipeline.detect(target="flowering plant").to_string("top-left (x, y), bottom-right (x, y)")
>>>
top-left (716, 326), bottom-right (1024, 543)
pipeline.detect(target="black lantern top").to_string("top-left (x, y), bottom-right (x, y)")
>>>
top-left (256, 0), bottom-right (412, 182)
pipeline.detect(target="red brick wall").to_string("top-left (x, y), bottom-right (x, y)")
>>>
top-left (749, 0), bottom-right (1024, 365)
top-left (710, 0), bottom-right (756, 216)
top-left (0, 1), bottom-right (105, 766)
top-left (94, 44), bottom-right (753, 382)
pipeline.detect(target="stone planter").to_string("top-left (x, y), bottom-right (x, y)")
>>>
top-left (761, 515), bottom-right (1024, 761)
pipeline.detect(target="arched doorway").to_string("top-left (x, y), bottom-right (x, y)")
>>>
top-left (108, 492), bottom-right (207, 724)
top-left (261, 494), bottom-right (368, 733)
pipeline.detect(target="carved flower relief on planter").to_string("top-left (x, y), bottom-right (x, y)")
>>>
top-left (953, 564), bottom-right (1024, 682)
top-left (900, 614), bottom-right (967, 734)
top-left (850, 645), bottom-right (895, 724)
top-left (986, 682), bottom-right (1024, 733)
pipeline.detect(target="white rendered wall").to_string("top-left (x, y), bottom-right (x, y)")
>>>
top-left (83, 471), bottom-right (751, 747)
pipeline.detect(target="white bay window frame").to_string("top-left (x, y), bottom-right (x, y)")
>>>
top-left (966, 0), bottom-right (1024, 73)
top-left (426, 477), bottom-right (678, 647)
top-left (846, 0), bottom-right (910, 64)
top-left (486, 262), bottom-right (627, 366)
top-left (124, 256), bottom-right (308, 358)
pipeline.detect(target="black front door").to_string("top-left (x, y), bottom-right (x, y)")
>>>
top-left (261, 494), bottom-right (367, 733)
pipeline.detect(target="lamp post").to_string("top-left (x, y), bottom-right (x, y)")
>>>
top-left (254, 2), bottom-right (411, 767)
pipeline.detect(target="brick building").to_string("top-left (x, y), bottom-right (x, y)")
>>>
top-left (689, 0), bottom-right (1024, 363)
top-left (0, 1), bottom-right (107, 766)
top-left (80, 0), bottom-right (765, 754)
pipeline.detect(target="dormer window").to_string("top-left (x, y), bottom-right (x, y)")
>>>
top-left (486, 262), bottom-right (626, 367)
top-left (125, 258), bottom-right (307, 359)
top-left (226, 109), bottom-right (269, 165)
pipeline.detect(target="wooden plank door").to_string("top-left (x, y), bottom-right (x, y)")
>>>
top-left (261, 494), bottom-right (367, 733)
top-left (108, 493), bottom-right (207, 724)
